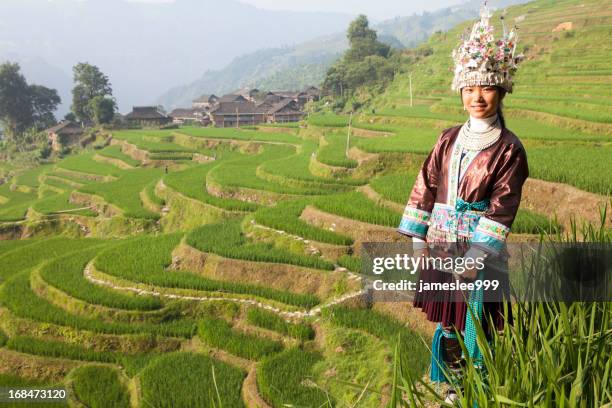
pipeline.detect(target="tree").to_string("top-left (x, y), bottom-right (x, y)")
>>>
top-left (322, 65), bottom-right (346, 97)
top-left (88, 95), bottom-right (116, 125)
top-left (0, 62), bottom-right (33, 137)
top-left (347, 15), bottom-right (377, 44)
top-left (30, 85), bottom-right (61, 130)
top-left (71, 62), bottom-right (113, 122)
top-left (345, 15), bottom-right (391, 63)
top-left (0, 62), bottom-right (60, 139)
top-left (322, 15), bottom-right (397, 106)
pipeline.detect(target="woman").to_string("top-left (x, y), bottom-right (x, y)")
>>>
top-left (397, 4), bottom-right (527, 402)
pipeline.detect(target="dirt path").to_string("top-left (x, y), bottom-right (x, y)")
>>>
top-left (0, 349), bottom-right (80, 382)
top-left (312, 322), bottom-right (327, 350)
top-left (84, 261), bottom-right (365, 319)
top-left (358, 185), bottom-right (404, 213)
top-left (128, 376), bottom-right (142, 408)
top-left (347, 146), bottom-right (379, 165)
top-left (299, 205), bottom-right (402, 256)
top-left (379, 384), bottom-right (391, 408)
top-left (171, 242), bottom-right (357, 302)
top-left (93, 153), bottom-right (134, 170)
top-left (110, 138), bottom-right (149, 162)
top-left (232, 319), bottom-right (297, 348)
top-left (242, 366), bottom-right (272, 408)
top-left (207, 348), bottom-right (253, 372)
top-left (249, 221), bottom-right (350, 260)
top-left (351, 127), bottom-right (393, 138)
top-left (521, 178), bottom-right (610, 230)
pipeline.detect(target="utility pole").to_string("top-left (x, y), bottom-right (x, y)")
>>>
top-left (409, 73), bottom-right (413, 107)
top-left (346, 111), bottom-right (353, 158)
top-left (235, 107), bottom-right (239, 129)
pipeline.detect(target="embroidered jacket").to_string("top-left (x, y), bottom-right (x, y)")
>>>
top-left (398, 125), bottom-right (529, 254)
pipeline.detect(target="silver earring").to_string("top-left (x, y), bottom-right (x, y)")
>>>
top-left (463, 106), bottom-right (467, 111)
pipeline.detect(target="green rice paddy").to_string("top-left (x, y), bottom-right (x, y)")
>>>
top-left (0, 0), bottom-right (609, 406)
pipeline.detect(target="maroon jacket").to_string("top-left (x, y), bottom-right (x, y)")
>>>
top-left (408, 125), bottom-right (529, 230)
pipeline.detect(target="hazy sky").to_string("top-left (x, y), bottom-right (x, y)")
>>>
top-left (235, 0), bottom-right (464, 20)
top-left (126, 0), bottom-right (465, 21)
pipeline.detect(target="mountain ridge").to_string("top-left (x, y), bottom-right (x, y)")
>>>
top-left (0, 0), bottom-right (354, 113)
top-left (155, 0), bottom-right (530, 110)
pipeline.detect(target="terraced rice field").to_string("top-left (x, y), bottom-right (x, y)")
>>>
top-left (0, 0), bottom-right (610, 406)
top-left (0, 111), bottom-right (580, 407)
top-left (371, 0), bottom-right (612, 195)
top-left (0, 112), bottom-right (602, 406)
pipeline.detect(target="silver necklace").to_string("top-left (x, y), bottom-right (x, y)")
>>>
top-left (457, 118), bottom-right (502, 151)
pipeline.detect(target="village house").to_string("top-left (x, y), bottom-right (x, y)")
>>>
top-left (192, 94), bottom-right (219, 111)
top-left (302, 86), bottom-right (321, 103)
top-left (268, 90), bottom-right (298, 100)
top-left (260, 92), bottom-right (286, 106)
top-left (218, 94), bottom-right (248, 103)
top-left (210, 101), bottom-right (266, 128)
top-left (46, 121), bottom-right (85, 151)
top-left (125, 106), bottom-right (172, 128)
top-left (267, 86), bottom-right (321, 109)
top-left (256, 94), bottom-right (285, 112)
top-left (169, 108), bottom-right (210, 126)
top-left (165, 86), bottom-right (318, 128)
top-left (232, 88), bottom-right (259, 102)
top-left (265, 99), bottom-right (304, 123)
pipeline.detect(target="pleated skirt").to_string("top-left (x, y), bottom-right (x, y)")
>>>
top-left (413, 226), bottom-right (512, 334)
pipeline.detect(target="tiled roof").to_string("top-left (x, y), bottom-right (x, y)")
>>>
top-left (193, 94), bottom-right (218, 103)
top-left (169, 108), bottom-right (202, 118)
top-left (218, 94), bottom-right (247, 103)
top-left (45, 121), bottom-right (84, 135)
top-left (125, 106), bottom-right (168, 120)
top-left (211, 101), bottom-right (266, 115)
top-left (267, 99), bottom-right (296, 114)
top-left (232, 88), bottom-right (259, 98)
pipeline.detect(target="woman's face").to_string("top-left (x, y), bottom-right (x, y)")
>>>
top-left (461, 86), bottom-right (503, 119)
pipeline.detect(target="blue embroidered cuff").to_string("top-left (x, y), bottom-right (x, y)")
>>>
top-left (398, 206), bottom-right (431, 239)
top-left (472, 217), bottom-right (510, 255)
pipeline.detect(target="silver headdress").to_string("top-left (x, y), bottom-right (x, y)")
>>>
top-left (451, 2), bottom-right (523, 93)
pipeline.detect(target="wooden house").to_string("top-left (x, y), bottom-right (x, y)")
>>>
top-left (302, 86), bottom-right (321, 102)
top-left (232, 88), bottom-right (259, 102)
top-left (218, 94), bottom-right (248, 103)
top-left (267, 87), bottom-right (321, 108)
top-left (169, 108), bottom-right (210, 125)
top-left (210, 101), bottom-right (266, 128)
top-left (265, 99), bottom-right (304, 123)
top-left (261, 92), bottom-right (285, 105)
top-left (256, 94), bottom-right (288, 112)
top-left (125, 106), bottom-right (172, 128)
top-left (192, 94), bottom-right (219, 110)
top-left (46, 121), bottom-right (85, 151)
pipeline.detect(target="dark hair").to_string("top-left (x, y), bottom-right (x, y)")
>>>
top-left (460, 86), bottom-right (507, 129)
top-left (496, 86), bottom-right (507, 129)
